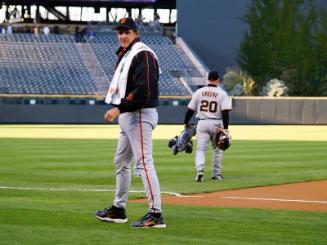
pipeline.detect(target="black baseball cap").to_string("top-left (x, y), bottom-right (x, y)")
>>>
top-left (208, 71), bottom-right (220, 81)
top-left (115, 17), bottom-right (138, 31)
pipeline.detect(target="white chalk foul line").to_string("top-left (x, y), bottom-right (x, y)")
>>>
top-left (2, 186), bottom-right (326, 202)
top-left (221, 196), bottom-right (327, 204)
top-left (0, 186), bottom-right (202, 198)
top-left (0, 186), bottom-right (123, 193)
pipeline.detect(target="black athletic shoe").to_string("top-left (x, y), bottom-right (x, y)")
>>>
top-left (195, 172), bottom-right (204, 182)
top-left (95, 205), bottom-right (128, 223)
top-left (212, 175), bottom-right (224, 181)
top-left (131, 212), bottom-right (166, 228)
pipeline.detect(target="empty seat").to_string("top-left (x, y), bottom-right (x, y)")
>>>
top-left (0, 34), bottom-right (96, 95)
top-left (0, 32), bottom-right (196, 97)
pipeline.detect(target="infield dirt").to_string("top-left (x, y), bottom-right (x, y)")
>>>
top-left (132, 180), bottom-right (327, 212)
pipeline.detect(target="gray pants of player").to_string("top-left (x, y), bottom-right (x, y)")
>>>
top-left (113, 108), bottom-right (162, 213)
top-left (195, 119), bottom-right (224, 177)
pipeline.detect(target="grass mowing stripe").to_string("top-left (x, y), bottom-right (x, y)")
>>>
top-left (1, 138), bottom-right (326, 194)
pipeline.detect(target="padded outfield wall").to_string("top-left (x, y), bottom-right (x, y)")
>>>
top-left (0, 97), bottom-right (326, 124)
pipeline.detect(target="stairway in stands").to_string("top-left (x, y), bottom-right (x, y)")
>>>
top-left (75, 43), bottom-right (110, 97)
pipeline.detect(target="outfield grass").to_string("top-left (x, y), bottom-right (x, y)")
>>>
top-left (0, 126), bottom-right (327, 244)
top-left (1, 138), bottom-right (326, 193)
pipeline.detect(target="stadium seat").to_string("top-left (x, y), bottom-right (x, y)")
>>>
top-left (0, 32), bottom-right (195, 97)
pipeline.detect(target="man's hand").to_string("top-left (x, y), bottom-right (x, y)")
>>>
top-left (223, 128), bottom-right (229, 134)
top-left (104, 107), bottom-right (121, 123)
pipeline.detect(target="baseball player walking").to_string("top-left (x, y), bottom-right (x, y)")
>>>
top-left (95, 17), bottom-right (165, 228)
top-left (184, 71), bottom-right (232, 182)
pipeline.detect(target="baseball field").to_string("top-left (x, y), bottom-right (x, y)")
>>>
top-left (0, 125), bottom-right (327, 244)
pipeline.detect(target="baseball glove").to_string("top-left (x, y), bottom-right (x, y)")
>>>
top-left (168, 123), bottom-right (197, 155)
top-left (215, 128), bottom-right (232, 151)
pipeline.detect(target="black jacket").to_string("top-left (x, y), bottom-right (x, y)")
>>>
top-left (114, 39), bottom-right (159, 113)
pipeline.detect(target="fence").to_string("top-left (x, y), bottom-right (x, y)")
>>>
top-left (0, 96), bottom-right (326, 124)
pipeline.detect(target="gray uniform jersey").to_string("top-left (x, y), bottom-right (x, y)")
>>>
top-left (188, 85), bottom-right (231, 177)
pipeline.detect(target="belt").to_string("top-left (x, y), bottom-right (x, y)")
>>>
top-left (198, 118), bottom-right (221, 120)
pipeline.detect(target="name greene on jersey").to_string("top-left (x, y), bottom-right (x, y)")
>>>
top-left (202, 91), bottom-right (218, 98)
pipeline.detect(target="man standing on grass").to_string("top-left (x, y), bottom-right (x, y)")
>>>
top-left (95, 17), bottom-right (166, 228)
top-left (184, 71), bottom-right (232, 182)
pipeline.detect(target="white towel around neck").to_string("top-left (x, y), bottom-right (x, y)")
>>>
top-left (105, 42), bottom-right (159, 105)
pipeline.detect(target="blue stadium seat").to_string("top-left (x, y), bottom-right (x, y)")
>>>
top-left (0, 32), bottom-right (195, 97)
top-left (0, 34), bottom-right (96, 95)
top-left (86, 31), bottom-right (194, 97)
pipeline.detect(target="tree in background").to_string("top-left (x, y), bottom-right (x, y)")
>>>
top-left (222, 67), bottom-right (256, 96)
top-left (243, 77), bottom-right (256, 96)
top-left (238, 0), bottom-right (327, 96)
top-left (313, 7), bottom-right (327, 95)
top-left (261, 78), bottom-right (289, 96)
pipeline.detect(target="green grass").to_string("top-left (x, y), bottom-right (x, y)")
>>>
top-left (0, 138), bottom-right (327, 244)
top-left (1, 138), bottom-right (326, 193)
top-left (1, 190), bottom-right (327, 245)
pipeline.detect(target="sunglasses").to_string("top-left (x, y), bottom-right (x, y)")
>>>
top-left (118, 30), bottom-right (132, 35)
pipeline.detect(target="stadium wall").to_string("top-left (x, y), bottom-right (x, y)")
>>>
top-left (176, 0), bottom-right (249, 72)
top-left (176, 0), bottom-right (327, 72)
top-left (1, 98), bottom-right (326, 124)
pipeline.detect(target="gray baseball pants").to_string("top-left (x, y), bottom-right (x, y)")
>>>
top-left (195, 119), bottom-right (224, 177)
top-left (113, 108), bottom-right (162, 213)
